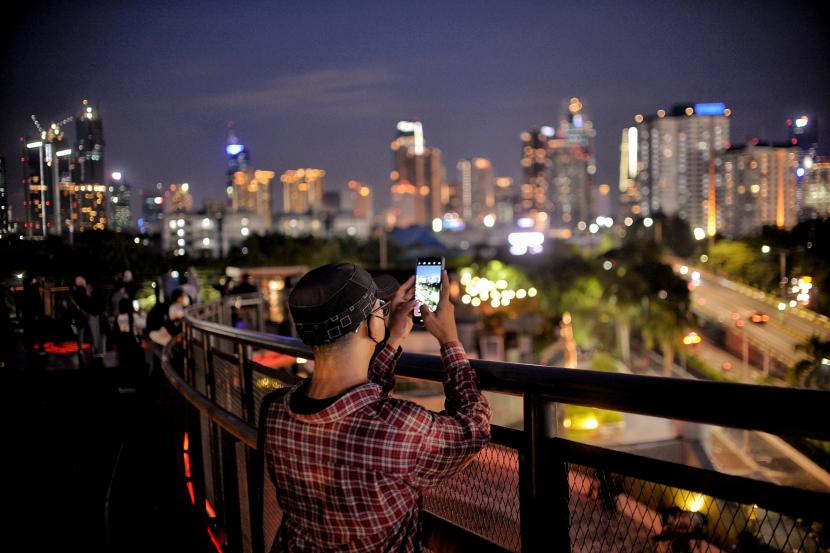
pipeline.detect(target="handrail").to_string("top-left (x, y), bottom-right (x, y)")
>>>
top-left (183, 307), bottom-right (830, 441)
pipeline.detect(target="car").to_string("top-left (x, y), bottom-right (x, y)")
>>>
top-left (750, 312), bottom-right (770, 324)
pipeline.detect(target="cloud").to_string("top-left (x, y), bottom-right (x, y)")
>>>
top-left (195, 67), bottom-right (400, 117)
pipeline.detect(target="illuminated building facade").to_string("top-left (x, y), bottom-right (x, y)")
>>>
top-left (232, 169), bottom-right (274, 228)
top-left (634, 103), bottom-right (730, 232)
top-left (519, 126), bottom-right (555, 228)
top-left (22, 132), bottom-right (72, 237)
top-left (226, 124), bottom-right (251, 203)
top-left (72, 100), bottom-right (107, 231)
top-left (163, 183), bottom-right (194, 214)
top-left (494, 177), bottom-right (514, 225)
top-left (344, 180), bottom-right (373, 220)
top-left (802, 157), bottom-right (830, 218)
top-left (281, 168), bottom-right (325, 214)
top-left (0, 157), bottom-right (7, 234)
top-left (108, 172), bottom-right (132, 231)
top-left (618, 127), bottom-right (646, 217)
top-left (720, 142), bottom-right (799, 237)
top-left (456, 158), bottom-right (495, 224)
top-left (139, 183), bottom-right (165, 234)
top-left (390, 121), bottom-right (446, 228)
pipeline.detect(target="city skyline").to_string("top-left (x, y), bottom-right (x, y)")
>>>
top-left (1, 1), bottom-right (828, 218)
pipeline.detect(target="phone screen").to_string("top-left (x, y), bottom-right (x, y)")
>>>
top-left (414, 257), bottom-right (443, 322)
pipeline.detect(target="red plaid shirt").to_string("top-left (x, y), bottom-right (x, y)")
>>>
top-left (264, 341), bottom-right (491, 552)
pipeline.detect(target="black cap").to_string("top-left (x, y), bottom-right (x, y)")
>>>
top-left (289, 263), bottom-right (391, 346)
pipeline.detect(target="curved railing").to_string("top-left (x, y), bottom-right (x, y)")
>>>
top-left (158, 295), bottom-right (830, 553)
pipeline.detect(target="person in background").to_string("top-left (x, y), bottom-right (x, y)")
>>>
top-left (186, 266), bottom-right (201, 303)
top-left (230, 273), bottom-right (257, 295)
top-left (179, 274), bottom-right (198, 306)
top-left (161, 267), bottom-right (179, 302)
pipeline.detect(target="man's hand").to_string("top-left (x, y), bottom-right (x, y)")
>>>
top-left (387, 275), bottom-right (415, 350)
top-left (420, 270), bottom-right (459, 345)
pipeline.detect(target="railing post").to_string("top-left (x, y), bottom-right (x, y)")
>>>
top-left (519, 393), bottom-right (570, 552)
top-left (220, 430), bottom-right (243, 552)
top-left (238, 343), bottom-right (255, 424)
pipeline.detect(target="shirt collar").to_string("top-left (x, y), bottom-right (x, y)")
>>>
top-left (284, 379), bottom-right (382, 424)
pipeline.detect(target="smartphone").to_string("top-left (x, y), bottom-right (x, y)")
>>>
top-left (413, 256), bottom-right (444, 325)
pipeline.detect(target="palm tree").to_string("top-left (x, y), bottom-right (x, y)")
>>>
top-left (790, 336), bottom-right (830, 390)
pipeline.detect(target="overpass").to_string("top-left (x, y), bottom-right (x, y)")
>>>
top-left (157, 294), bottom-right (829, 552)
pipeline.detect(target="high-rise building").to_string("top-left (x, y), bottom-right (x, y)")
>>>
top-left (139, 188), bottom-right (165, 234)
top-left (232, 169), bottom-right (274, 228)
top-left (719, 141), bottom-right (799, 237)
top-left (456, 158), bottom-right (495, 224)
top-left (163, 183), bottom-right (194, 214)
top-left (108, 172), bottom-right (132, 231)
top-left (390, 121), bottom-right (446, 227)
top-left (281, 169), bottom-right (325, 213)
top-left (634, 103), bottom-right (731, 233)
top-left (494, 177), bottom-right (514, 225)
top-left (344, 180), bottom-right (373, 220)
top-left (0, 157), bottom-right (8, 235)
top-left (225, 124), bottom-right (251, 203)
top-left (72, 100), bottom-right (107, 231)
top-left (519, 126), bottom-right (555, 228)
top-left (618, 127), bottom-right (646, 218)
top-left (519, 98), bottom-right (595, 230)
top-left (802, 157), bottom-right (830, 219)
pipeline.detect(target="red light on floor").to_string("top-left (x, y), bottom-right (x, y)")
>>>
top-left (722, 362), bottom-right (732, 370)
top-left (38, 341), bottom-right (91, 354)
top-left (186, 481), bottom-right (195, 505)
top-left (736, 320), bottom-right (745, 328)
top-left (184, 453), bottom-right (192, 478)
top-left (730, 312), bottom-right (740, 320)
top-left (183, 432), bottom-right (190, 451)
top-left (205, 498), bottom-right (217, 519)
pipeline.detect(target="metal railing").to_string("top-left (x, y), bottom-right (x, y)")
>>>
top-left (158, 295), bottom-right (830, 553)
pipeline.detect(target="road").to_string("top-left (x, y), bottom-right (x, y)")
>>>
top-left (671, 261), bottom-right (830, 366)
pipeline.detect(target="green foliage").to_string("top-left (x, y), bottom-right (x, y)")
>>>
top-left (226, 233), bottom-right (407, 269)
top-left (0, 230), bottom-right (163, 285)
top-left (685, 355), bottom-right (731, 382)
top-left (591, 351), bottom-right (621, 373)
top-left (708, 241), bottom-right (778, 290)
top-left (789, 336), bottom-right (830, 390)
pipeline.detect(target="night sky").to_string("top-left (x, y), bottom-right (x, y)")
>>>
top-left (2, 0), bottom-right (828, 218)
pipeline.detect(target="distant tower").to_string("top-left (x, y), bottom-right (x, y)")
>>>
top-left (226, 123), bottom-right (251, 203)
top-left (390, 121), bottom-right (446, 227)
top-left (634, 103), bottom-right (731, 231)
top-left (0, 157), bottom-right (8, 234)
top-left (73, 100), bottom-right (107, 231)
top-left (109, 171), bottom-right (132, 231)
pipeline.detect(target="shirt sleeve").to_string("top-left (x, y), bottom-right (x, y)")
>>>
top-left (368, 343), bottom-right (402, 396)
top-left (407, 340), bottom-right (492, 488)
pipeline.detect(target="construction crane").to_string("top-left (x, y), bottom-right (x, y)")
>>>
top-left (31, 112), bottom-right (73, 142)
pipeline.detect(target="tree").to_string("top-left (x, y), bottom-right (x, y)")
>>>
top-left (790, 336), bottom-right (830, 390)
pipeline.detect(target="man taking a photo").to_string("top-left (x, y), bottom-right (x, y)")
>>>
top-left (264, 263), bottom-right (491, 552)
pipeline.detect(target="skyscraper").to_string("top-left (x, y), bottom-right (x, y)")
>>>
top-left (281, 169), bottom-right (325, 213)
top-left (390, 121), bottom-right (446, 228)
top-left (164, 183), bottom-right (194, 214)
top-left (73, 100), bottom-right (107, 231)
top-left (519, 125), bottom-right (555, 228)
top-left (634, 103), bottom-right (731, 232)
top-left (618, 127), bottom-right (645, 218)
top-left (456, 158), bottom-right (495, 224)
top-left (0, 157), bottom-right (8, 235)
top-left (344, 180), bottom-right (373, 220)
top-left (232, 169), bottom-right (275, 228)
top-left (802, 157), bottom-right (830, 218)
top-left (226, 124), bottom-right (251, 203)
top-left (493, 177), bottom-right (514, 225)
top-left (519, 98), bottom-right (595, 230)
top-left (139, 185), bottom-right (165, 235)
top-left (719, 141), bottom-right (799, 237)
top-left (109, 172), bottom-right (132, 231)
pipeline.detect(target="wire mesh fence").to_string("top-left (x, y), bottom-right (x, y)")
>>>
top-left (566, 462), bottom-right (827, 553)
